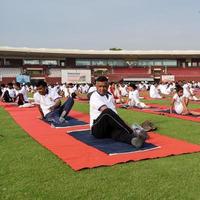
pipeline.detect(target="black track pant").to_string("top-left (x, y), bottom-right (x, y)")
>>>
top-left (3, 91), bottom-right (13, 102)
top-left (91, 108), bottom-right (135, 144)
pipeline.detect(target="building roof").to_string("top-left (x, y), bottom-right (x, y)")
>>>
top-left (1, 46), bottom-right (200, 59)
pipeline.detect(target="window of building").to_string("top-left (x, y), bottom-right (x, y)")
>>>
top-left (24, 60), bottom-right (40, 65)
top-left (41, 60), bottom-right (58, 65)
top-left (108, 59), bottom-right (127, 67)
top-left (138, 60), bottom-right (154, 66)
top-left (76, 59), bottom-right (91, 66)
top-left (163, 60), bottom-right (177, 67)
top-left (91, 59), bottom-right (108, 66)
top-left (26, 70), bottom-right (43, 75)
top-left (60, 60), bottom-right (65, 67)
top-left (192, 62), bottom-right (198, 67)
top-left (5, 59), bottom-right (23, 66)
top-left (153, 60), bottom-right (163, 66)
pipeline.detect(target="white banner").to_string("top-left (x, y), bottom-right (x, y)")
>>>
top-left (61, 69), bottom-right (91, 83)
top-left (161, 75), bottom-right (175, 82)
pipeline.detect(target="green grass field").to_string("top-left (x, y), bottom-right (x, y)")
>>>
top-left (1, 102), bottom-right (200, 200)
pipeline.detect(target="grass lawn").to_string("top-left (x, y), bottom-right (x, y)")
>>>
top-left (1, 102), bottom-right (200, 200)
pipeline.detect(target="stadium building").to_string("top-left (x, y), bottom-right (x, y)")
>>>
top-left (1, 47), bottom-right (200, 84)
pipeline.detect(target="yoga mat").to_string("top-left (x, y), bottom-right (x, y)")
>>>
top-left (68, 130), bottom-right (159, 155)
top-left (42, 116), bottom-right (88, 128)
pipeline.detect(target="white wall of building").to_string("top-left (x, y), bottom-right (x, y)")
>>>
top-left (0, 68), bottom-right (22, 77)
top-left (48, 68), bottom-right (62, 77)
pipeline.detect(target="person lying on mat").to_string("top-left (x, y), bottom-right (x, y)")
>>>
top-left (170, 85), bottom-right (200, 116)
top-left (34, 80), bottom-right (75, 124)
top-left (90, 76), bottom-right (149, 149)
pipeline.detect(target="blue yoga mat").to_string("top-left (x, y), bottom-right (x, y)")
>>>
top-left (68, 130), bottom-right (159, 155)
top-left (43, 116), bottom-right (87, 128)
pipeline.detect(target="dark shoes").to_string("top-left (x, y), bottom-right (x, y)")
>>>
top-left (131, 134), bottom-right (145, 148)
top-left (140, 120), bottom-right (157, 132)
top-left (131, 127), bottom-right (149, 148)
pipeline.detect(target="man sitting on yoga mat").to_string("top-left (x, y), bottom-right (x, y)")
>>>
top-left (90, 76), bottom-right (148, 148)
top-left (34, 80), bottom-right (75, 124)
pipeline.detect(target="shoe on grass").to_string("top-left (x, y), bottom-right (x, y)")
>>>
top-left (140, 120), bottom-right (157, 132)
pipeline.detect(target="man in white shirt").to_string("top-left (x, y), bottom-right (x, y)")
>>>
top-left (90, 76), bottom-right (148, 148)
top-left (34, 80), bottom-right (75, 124)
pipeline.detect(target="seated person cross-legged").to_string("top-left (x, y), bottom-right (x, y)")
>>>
top-left (34, 80), bottom-right (75, 124)
top-left (1, 83), bottom-right (16, 103)
top-left (14, 82), bottom-right (30, 106)
top-left (90, 76), bottom-right (148, 149)
top-left (170, 85), bottom-right (200, 116)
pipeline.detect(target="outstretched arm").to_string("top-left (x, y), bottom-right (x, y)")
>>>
top-left (36, 105), bottom-right (45, 119)
top-left (170, 98), bottom-right (175, 114)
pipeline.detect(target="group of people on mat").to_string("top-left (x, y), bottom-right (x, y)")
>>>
top-left (1, 77), bottom-right (200, 149)
top-left (0, 82), bottom-right (30, 106)
top-left (32, 78), bottom-right (151, 148)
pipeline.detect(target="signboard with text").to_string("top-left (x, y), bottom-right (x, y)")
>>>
top-left (161, 75), bottom-right (175, 82)
top-left (61, 69), bottom-right (91, 83)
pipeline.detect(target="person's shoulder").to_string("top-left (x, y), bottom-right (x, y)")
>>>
top-left (90, 91), bottom-right (98, 99)
top-left (173, 93), bottom-right (178, 99)
top-left (33, 91), bottom-right (40, 98)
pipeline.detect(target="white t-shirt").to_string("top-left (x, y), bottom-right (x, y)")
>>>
top-left (149, 85), bottom-right (162, 98)
top-left (89, 91), bottom-right (117, 127)
top-left (183, 84), bottom-right (191, 98)
top-left (62, 86), bottom-right (70, 97)
top-left (173, 93), bottom-right (184, 114)
top-left (129, 90), bottom-right (140, 104)
top-left (34, 90), bottom-right (60, 116)
top-left (7, 88), bottom-right (16, 98)
top-left (88, 86), bottom-right (96, 94)
top-left (119, 86), bottom-right (128, 96)
top-left (15, 86), bottom-right (29, 102)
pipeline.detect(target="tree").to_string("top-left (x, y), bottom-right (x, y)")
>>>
top-left (109, 48), bottom-right (123, 51)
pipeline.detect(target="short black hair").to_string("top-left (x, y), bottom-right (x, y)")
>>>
top-left (7, 82), bottom-right (13, 87)
top-left (71, 92), bottom-right (77, 99)
top-left (176, 85), bottom-right (183, 92)
top-left (15, 82), bottom-right (21, 88)
top-left (36, 80), bottom-right (47, 87)
top-left (129, 83), bottom-right (137, 90)
top-left (96, 76), bottom-right (108, 82)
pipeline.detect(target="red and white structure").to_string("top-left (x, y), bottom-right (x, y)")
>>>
top-left (1, 47), bottom-right (200, 84)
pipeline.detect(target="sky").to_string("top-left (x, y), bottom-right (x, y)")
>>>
top-left (1, 0), bottom-right (200, 50)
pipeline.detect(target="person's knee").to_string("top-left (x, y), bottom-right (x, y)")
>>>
top-left (65, 97), bottom-right (74, 105)
top-left (102, 108), bottom-right (115, 114)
